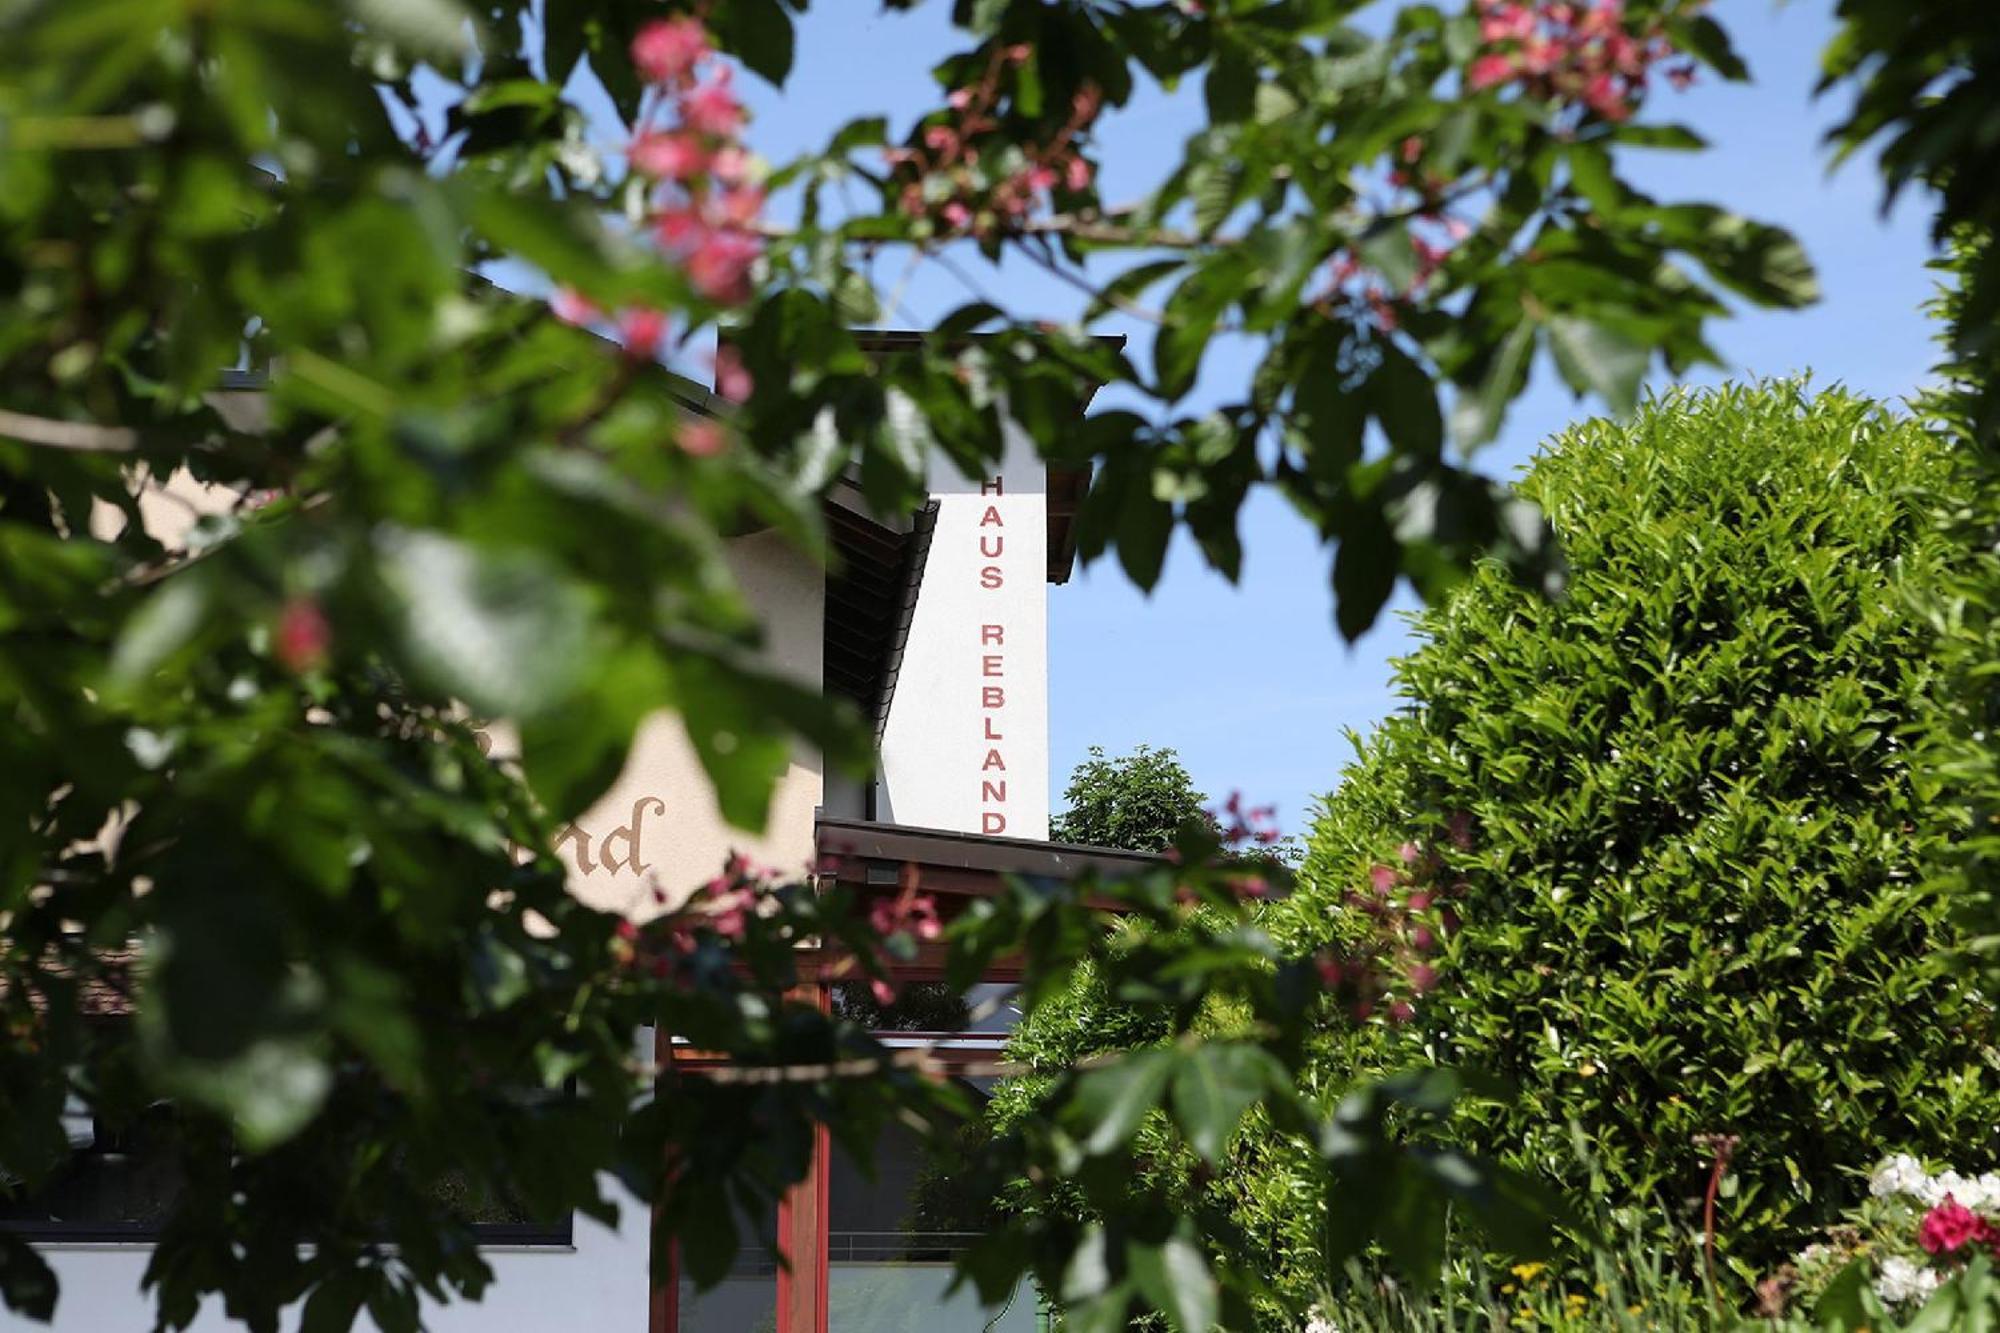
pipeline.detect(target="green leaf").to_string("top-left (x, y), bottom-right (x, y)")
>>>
top-left (1333, 510), bottom-right (1396, 642)
top-left (1449, 321), bottom-right (1534, 450)
top-left (1130, 1231), bottom-right (1218, 1333)
top-left (172, 1037), bottom-right (334, 1150)
top-left (1674, 14), bottom-right (1748, 80)
top-left (1546, 316), bottom-right (1648, 416)
top-left (300, 1270), bottom-right (370, 1333)
top-left (1156, 260), bottom-right (1241, 400)
top-left (1292, 328), bottom-right (1364, 479)
top-left (375, 527), bottom-right (594, 720)
top-left (1359, 222), bottom-right (1419, 294)
top-left (1116, 494), bottom-right (1174, 591)
top-left (0, 1231), bottom-right (57, 1322)
top-left (711, 0), bottom-right (795, 86)
top-left (1368, 342), bottom-right (1443, 459)
top-left (1172, 1043), bottom-right (1275, 1163)
top-left (1070, 1049), bottom-right (1175, 1155)
top-left (1205, 44), bottom-right (1255, 123)
top-left (346, 0), bottom-right (472, 59)
top-left (108, 574), bottom-right (209, 691)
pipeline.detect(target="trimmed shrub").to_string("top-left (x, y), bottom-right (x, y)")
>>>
top-left (1268, 381), bottom-right (2000, 1276)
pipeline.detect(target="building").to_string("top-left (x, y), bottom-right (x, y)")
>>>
top-left (2, 337), bottom-right (1151, 1333)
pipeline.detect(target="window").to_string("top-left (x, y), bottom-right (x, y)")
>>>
top-left (0, 1107), bottom-right (183, 1242)
top-left (674, 1200), bottom-right (778, 1333)
top-left (825, 1097), bottom-right (1035, 1333)
top-left (0, 1103), bottom-right (570, 1247)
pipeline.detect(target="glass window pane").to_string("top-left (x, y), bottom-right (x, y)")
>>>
top-left (677, 1200), bottom-right (778, 1333)
top-left (827, 1105), bottom-right (1034, 1333)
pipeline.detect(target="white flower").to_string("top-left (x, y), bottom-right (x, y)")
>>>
top-left (1303, 1307), bottom-right (1340, 1333)
top-left (1874, 1256), bottom-right (1942, 1307)
top-left (1870, 1153), bottom-right (1931, 1202)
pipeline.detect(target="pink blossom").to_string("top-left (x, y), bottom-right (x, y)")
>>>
top-left (1582, 72), bottom-right (1632, 120)
top-left (1666, 62), bottom-right (1697, 91)
top-left (1063, 155), bottom-right (1094, 191)
top-left (654, 206), bottom-right (704, 250)
top-left (1468, 53), bottom-right (1517, 90)
top-left (679, 419), bottom-right (727, 457)
top-left (715, 183), bottom-right (766, 228)
top-left (632, 17), bottom-right (709, 87)
top-left (1519, 37), bottom-right (1559, 76)
top-left (685, 229), bottom-right (760, 302)
top-left (1368, 864), bottom-right (1399, 894)
top-left (550, 286), bottom-right (597, 327)
top-left (709, 145), bottom-right (751, 184)
top-left (275, 598), bottom-right (331, 672)
top-left (679, 70), bottom-right (744, 137)
top-left (940, 200), bottom-right (973, 230)
top-left (618, 307), bottom-right (668, 360)
top-left (923, 124), bottom-right (959, 155)
top-left (630, 131), bottom-right (708, 180)
top-left (1480, 3), bottom-right (1536, 42)
top-left (710, 344), bottom-right (753, 402)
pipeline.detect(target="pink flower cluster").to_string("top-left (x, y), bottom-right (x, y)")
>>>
top-left (1465, 0), bottom-right (1696, 123)
top-left (1319, 816), bottom-right (1473, 1023)
top-left (1319, 207), bottom-right (1471, 333)
top-left (548, 15), bottom-right (765, 368)
top-left (885, 44), bottom-right (1102, 238)
top-left (630, 17), bottom-right (764, 306)
top-left (611, 853), bottom-right (777, 978)
top-left (862, 887), bottom-right (943, 1004)
top-left (1919, 1195), bottom-right (2000, 1260)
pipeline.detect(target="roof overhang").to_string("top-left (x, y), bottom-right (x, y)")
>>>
top-left (809, 814), bottom-right (1162, 981)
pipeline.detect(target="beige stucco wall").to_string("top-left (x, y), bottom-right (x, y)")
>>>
top-left (552, 528), bottom-right (824, 916)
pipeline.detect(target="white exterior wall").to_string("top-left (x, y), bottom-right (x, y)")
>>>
top-left (8, 1189), bottom-right (653, 1333)
top-left (877, 425), bottom-right (1050, 838)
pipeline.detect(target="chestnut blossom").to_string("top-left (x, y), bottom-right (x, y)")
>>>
top-left (631, 16), bottom-right (709, 88)
top-left (275, 597), bottom-right (331, 672)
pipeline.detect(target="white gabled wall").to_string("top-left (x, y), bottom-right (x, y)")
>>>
top-left (877, 425), bottom-right (1050, 839)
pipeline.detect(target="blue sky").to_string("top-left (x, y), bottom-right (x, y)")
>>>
top-left (664, 3), bottom-right (1939, 836)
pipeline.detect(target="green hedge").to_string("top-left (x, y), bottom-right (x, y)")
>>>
top-left (1266, 381), bottom-right (2000, 1278)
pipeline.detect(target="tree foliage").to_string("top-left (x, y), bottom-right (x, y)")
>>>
top-left (1053, 744), bottom-right (1215, 852)
top-left (1261, 382), bottom-right (2000, 1282)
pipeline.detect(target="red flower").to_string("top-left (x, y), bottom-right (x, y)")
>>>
top-left (632, 17), bottom-right (709, 87)
top-left (275, 597), bottom-right (331, 672)
top-left (1920, 1196), bottom-right (1984, 1255)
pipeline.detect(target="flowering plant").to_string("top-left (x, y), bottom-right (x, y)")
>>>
top-left (1783, 1154), bottom-right (2000, 1313)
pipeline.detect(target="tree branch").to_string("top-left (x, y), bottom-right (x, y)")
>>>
top-left (0, 409), bottom-right (137, 453)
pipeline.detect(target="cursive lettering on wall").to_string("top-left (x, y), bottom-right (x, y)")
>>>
top-left (554, 796), bottom-right (666, 877)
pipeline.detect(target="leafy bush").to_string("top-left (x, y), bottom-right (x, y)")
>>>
top-left (1267, 381), bottom-right (2000, 1277)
